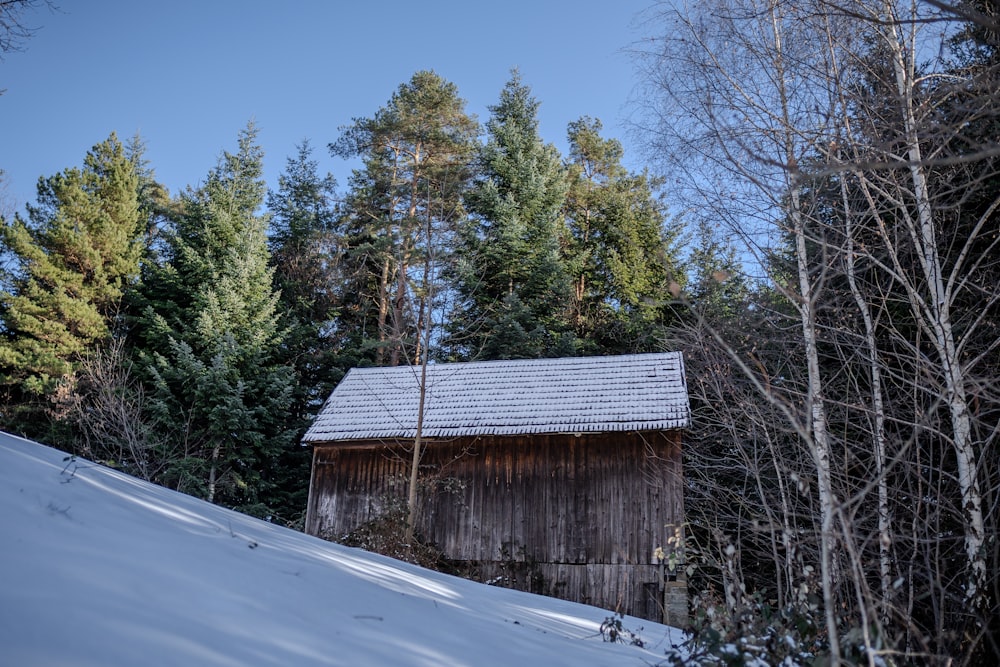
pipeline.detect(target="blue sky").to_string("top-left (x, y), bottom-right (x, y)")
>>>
top-left (1, 0), bottom-right (652, 214)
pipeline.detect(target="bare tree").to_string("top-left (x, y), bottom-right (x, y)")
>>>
top-left (0, 0), bottom-right (53, 60)
top-left (636, 0), bottom-right (1000, 662)
top-left (50, 338), bottom-right (172, 482)
top-left (635, 0), bottom-right (849, 659)
top-left (836, 0), bottom-right (993, 608)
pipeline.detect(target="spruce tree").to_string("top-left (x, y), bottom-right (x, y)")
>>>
top-left (0, 134), bottom-right (144, 438)
top-left (267, 140), bottom-right (341, 411)
top-left (687, 218), bottom-right (748, 323)
top-left (452, 70), bottom-right (575, 360)
top-left (135, 123), bottom-right (296, 519)
top-left (266, 141), bottom-right (341, 524)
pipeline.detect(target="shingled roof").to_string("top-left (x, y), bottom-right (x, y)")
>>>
top-left (303, 352), bottom-right (689, 442)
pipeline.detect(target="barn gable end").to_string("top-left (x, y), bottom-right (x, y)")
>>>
top-left (303, 352), bottom-right (690, 625)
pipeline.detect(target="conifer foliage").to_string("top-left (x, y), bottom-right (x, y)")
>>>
top-left (0, 134), bottom-right (143, 436)
top-left (267, 140), bottom-right (341, 420)
top-left (135, 123), bottom-right (295, 519)
top-left (333, 70), bottom-right (478, 366)
top-left (265, 141), bottom-right (341, 522)
top-left (452, 71), bottom-right (576, 360)
top-left (564, 117), bottom-right (682, 354)
top-left (0, 69), bottom-right (694, 539)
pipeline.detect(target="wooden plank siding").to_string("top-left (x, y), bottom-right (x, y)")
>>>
top-left (304, 430), bottom-right (685, 621)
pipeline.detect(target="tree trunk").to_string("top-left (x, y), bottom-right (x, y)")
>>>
top-left (405, 203), bottom-right (433, 545)
top-left (838, 166), bottom-right (894, 620)
top-left (376, 257), bottom-right (391, 367)
top-left (768, 2), bottom-right (840, 658)
top-left (208, 443), bottom-right (220, 504)
top-left (881, 0), bottom-right (986, 603)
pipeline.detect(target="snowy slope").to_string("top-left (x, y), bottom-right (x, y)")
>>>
top-left (0, 432), bottom-right (685, 666)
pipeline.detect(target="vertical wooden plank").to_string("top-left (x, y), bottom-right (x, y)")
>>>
top-left (307, 427), bottom-right (687, 624)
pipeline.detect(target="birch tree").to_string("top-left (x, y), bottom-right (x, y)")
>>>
top-left (0, 0), bottom-right (51, 60)
top-left (809, 0), bottom-right (999, 643)
top-left (635, 1), bottom-right (846, 659)
top-left (637, 0), bottom-right (1000, 661)
top-left (836, 0), bottom-right (992, 609)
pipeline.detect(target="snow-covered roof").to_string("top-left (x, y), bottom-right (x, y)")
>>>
top-left (303, 352), bottom-right (689, 442)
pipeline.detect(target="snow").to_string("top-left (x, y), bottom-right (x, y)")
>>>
top-left (0, 432), bottom-right (686, 666)
top-left (305, 352), bottom-right (690, 442)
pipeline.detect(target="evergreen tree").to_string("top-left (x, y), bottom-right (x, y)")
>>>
top-left (266, 141), bottom-right (341, 525)
top-left (135, 123), bottom-right (296, 519)
top-left (124, 133), bottom-right (174, 246)
top-left (564, 117), bottom-right (683, 353)
top-left (0, 134), bottom-right (144, 438)
top-left (332, 70), bottom-right (478, 367)
top-left (267, 140), bottom-right (341, 413)
top-left (451, 70), bottom-right (575, 360)
top-left (686, 217), bottom-right (748, 322)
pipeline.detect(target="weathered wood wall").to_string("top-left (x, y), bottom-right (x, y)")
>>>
top-left (304, 430), bottom-right (686, 622)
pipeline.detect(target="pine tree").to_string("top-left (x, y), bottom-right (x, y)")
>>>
top-left (451, 70), bottom-right (575, 360)
top-left (124, 133), bottom-right (174, 244)
top-left (0, 134), bottom-right (144, 438)
top-left (135, 123), bottom-right (296, 519)
top-left (564, 117), bottom-right (683, 353)
top-left (331, 71), bottom-right (479, 541)
top-left (332, 70), bottom-right (478, 367)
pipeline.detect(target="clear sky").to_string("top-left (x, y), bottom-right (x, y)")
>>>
top-left (0, 0), bottom-right (652, 214)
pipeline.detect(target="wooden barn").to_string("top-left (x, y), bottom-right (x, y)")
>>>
top-left (302, 352), bottom-right (690, 624)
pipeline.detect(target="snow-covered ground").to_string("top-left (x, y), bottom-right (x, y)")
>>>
top-left (0, 432), bottom-right (686, 666)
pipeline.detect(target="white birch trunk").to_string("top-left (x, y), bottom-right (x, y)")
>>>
top-left (840, 173), bottom-right (894, 619)
top-left (880, 0), bottom-right (987, 602)
top-left (768, 2), bottom-right (841, 658)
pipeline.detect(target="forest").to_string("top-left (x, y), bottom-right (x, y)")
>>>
top-left (1, 0), bottom-right (999, 664)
